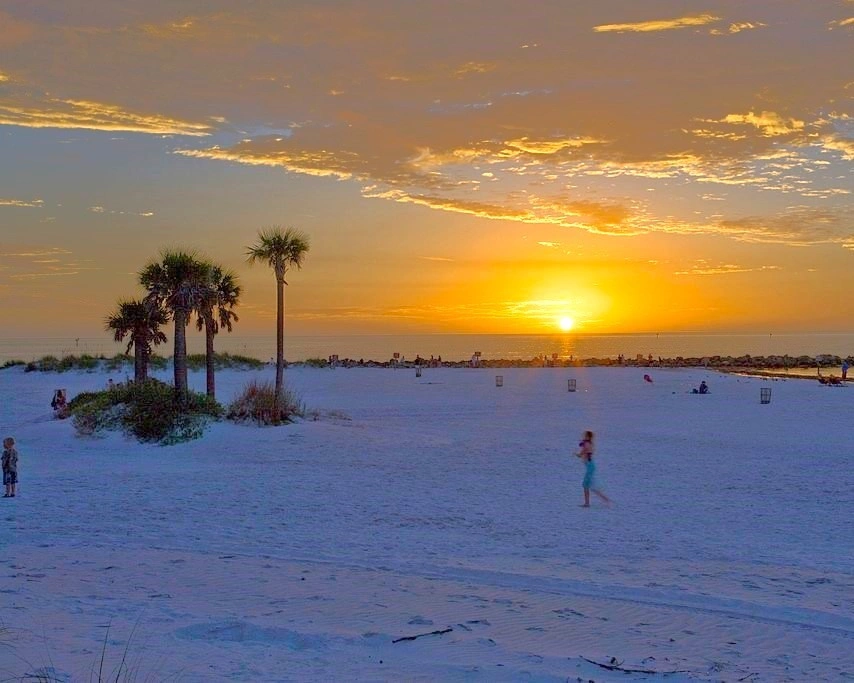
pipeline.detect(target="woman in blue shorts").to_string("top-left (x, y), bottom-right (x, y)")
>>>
top-left (576, 430), bottom-right (611, 508)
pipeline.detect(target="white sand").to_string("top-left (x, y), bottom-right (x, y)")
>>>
top-left (1, 365), bottom-right (852, 681)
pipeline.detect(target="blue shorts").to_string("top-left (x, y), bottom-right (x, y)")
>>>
top-left (582, 460), bottom-right (597, 489)
top-left (3, 470), bottom-right (16, 486)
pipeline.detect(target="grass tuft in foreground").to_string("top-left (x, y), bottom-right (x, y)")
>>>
top-left (227, 379), bottom-right (304, 425)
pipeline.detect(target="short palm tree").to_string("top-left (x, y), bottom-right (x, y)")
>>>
top-left (140, 250), bottom-right (212, 402)
top-left (246, 227), bottom-right (310, 399)
top-left (196, 265), bottom-right (241, 399)
top-left (105, 299), bottom-right (168, 382)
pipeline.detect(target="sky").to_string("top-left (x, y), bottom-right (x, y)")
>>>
top-left (1, 0), bottom-right (852, 338)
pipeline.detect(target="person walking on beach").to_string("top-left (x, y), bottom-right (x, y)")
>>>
top-left (2, 437), bottom-right (18, 498)
top-left (576, 431), bottom-right (610, 508)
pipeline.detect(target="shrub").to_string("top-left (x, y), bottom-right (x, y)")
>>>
top-left (187, 352), bottom-right (265, 370)
top-left (302, 357), bottom-right (329, 368)
top-left (103, 353), bottom-right (132, 371)
top-left (69, 380), bottom-right (221, 444)
top-left (1, 359), bottom-right (24, 369)
top-left (227, 379), bottom-right (304, 425)
top-left (36, 355), bottom-right (61, 371)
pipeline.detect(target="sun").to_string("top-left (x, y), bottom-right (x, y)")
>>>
top-left (558, 316), bottom-right (575, 332)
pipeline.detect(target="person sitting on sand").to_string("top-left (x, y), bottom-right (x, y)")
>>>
top-left (51, 389), bottom-right (69, 419)
top-left (698, 381), bottom-right (709, 394)
top-left (575, 431), bottom-right (611, 508)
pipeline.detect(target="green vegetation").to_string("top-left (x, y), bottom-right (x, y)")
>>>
top-left (227, 379), bottom-right (304, 425)
top-left (186, 352), bottom-right (264, 370)
top-left (1, 359), bottom-right (25, 369)
top-left (302, 357), bottom-right (329, 368)
top-left (69, 379), bottom-right (221, 445)
top-left (25, 354), bottom-right (104, 372)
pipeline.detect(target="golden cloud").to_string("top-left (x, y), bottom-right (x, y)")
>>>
top-left (455, 62), bottom-right (497, 77)
top-left (594, 14), bottom-right (720, 33)
top-left (714, 111), bottom-right (805, 137)
top-left (675, 262), bottom-right (781, 275)
top-left (175, 145), bottom-right (357, 179)
top-left (820, 134), bottom-right (854, 160)
top-left (710, 21), bottom-right (767, 35)
top-left (0, 198), bottom-right (43, 207)
top-left (0, 98), bottom-right (211, 136)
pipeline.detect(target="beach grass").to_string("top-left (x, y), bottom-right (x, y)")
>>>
top-left (226, 378), bottom-right (304, 425)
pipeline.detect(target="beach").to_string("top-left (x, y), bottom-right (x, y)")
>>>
top-left (1, 365), bottom-right (852, 681)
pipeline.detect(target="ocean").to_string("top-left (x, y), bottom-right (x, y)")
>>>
top-left (1, 332), bottom-right (853, 364)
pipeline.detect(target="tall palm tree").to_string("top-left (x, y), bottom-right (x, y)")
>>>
top-left (246, 227), bottom-right (310, 398)
top-left (105, 299), bottom-right (168, 382)
top-left (196, 265), bottom-right (241, 399)
top-left (139, 250), bottom-right (212, 402)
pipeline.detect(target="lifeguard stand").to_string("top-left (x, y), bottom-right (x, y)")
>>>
top-left (760, 387), bottom-right (772, 404)
top-left (567, 379), bottom-right (577, 392)
top-left (495, 375), bottom-right (503, 387)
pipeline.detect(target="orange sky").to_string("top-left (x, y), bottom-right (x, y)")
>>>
top-left (1, 1), bottom-right (852, 337)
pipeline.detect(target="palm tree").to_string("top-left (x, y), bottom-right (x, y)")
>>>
top-left (196, 265), bottom-right (241, 399)
top-left (139, 250), bottom-right (212, 402)
top-left (246, 227), bottom-right (310, 398)
top-left (105, 299), bottom-right (168, 382)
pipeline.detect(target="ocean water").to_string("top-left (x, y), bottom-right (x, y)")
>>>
top-left (1, 332), bottom-right (853, 364)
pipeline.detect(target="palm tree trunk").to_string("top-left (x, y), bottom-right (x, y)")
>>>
top-left (174, 309), bottom-right (189, 402)
top-left (275, 277), bottom-right (284, 398)
top-left (133, 342), bottom-right (144, 383)
top-left (205, 317), bottom-right (216, 398)
top-left (140, 346), bottom-right (149, 382)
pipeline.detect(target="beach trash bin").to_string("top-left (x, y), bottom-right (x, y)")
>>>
top-left (567, 378), bottom-right (577, 392)
top-left (760, 387), bottom-right (772, 404)
top-left (415, 367), bottom-right (422, 378)
top-left (495, 375), bottom-right (503, 387)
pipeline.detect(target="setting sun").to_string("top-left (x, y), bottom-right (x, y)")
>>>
top-left (558, 316), bottom-right (575, 332)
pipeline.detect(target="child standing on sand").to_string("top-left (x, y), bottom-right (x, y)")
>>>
top-left (3, 437), bottom-right (18, 498)
top-left (576, 430), bottom-right (610, 508)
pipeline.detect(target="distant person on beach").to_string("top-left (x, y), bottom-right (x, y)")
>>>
top-left (843, 360), bottom-right (849, 380)
top-left (575, 431), bottom-right (611, 508)
top-left (2, 437), bottom-right (18, 498)
top-left (698, 380), bottom-right (709, 394)
top-left (643, 374), bottom-right (653, 383)
top-left (51, 389), bottom-right (69, 419)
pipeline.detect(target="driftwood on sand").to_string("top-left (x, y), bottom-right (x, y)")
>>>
top-left (581, 656), bottom-right (690, 675)
top-left (392, 627), bottom-right (453, 643)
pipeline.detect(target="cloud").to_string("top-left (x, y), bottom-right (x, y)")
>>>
top-left (710, 22), bottom-right (767, 35)
top-left (0, 97), bottom-right (212, 136)
top-left (3, 1), bottom-right (851, 253)
top-left (828, 17), bottom-right (854, 29)
top-left (675, 261), bottom-right (782, 276)
top-left (0, 246), bottom-right (91, 283)
top-left (710, 111), bottom-right (806, 137)
top-left (820, 133), bottom-right (854, 160)
top-left (87, 205), bottom-right (154, 216)
top-left (0, 198), bottom-right (43, 207)
top-left (593, 14), bottom-right (720, 33)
